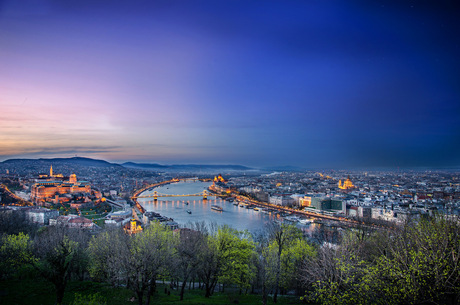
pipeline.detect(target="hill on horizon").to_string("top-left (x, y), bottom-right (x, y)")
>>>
top-left (1, 157), bottom-right (253, 171)
top-left (1, 157), bottom-right (121, 168)
top-left (122, 161), bottom-right (253, 171)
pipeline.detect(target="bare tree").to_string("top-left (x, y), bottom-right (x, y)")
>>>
top-left (33, 227), bottom-right (80, 305)
top-left (197, 233), bottom-right (220, 297)
top-left (88, 228), bottom-right (130, 286)
top-left (0, 209), bottom-right (38, 237)
top-left (174, 228), bottom-right (206, 300)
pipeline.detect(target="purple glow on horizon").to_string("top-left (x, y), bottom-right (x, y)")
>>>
top-left (1, 1), bottom-right (459, 168)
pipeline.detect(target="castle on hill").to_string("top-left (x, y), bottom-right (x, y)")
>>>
top-left (31, 165), bottom-right (92, 204)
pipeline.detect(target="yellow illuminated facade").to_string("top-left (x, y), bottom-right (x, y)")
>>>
top-left (31, 168), bottom-right (91, 204)
top-left (213, 174), bottom-right (227, 183)
top-left (124, 209), bottom-right (143, 234)
top-left (38, 165), bottom-right (63, 179)
top-left (338, 176), bottom-right (355, 190)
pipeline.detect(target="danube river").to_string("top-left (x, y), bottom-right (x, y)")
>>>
top-left (137, 181), bottom-right (317, 234)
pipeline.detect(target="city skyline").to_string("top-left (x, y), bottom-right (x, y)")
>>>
top-left (1, 0), bottom-right (459, 169)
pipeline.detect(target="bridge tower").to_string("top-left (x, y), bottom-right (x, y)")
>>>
top-left (154, 191), bottom-right (158, 201)
top-left (203, 190), bottom-right (208, 200)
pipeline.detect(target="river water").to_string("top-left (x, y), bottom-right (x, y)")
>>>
top-left (138, 181), bottom-right (317, 234)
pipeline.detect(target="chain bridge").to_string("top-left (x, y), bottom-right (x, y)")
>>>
top-left (132, 190), bottom-right (211, 201)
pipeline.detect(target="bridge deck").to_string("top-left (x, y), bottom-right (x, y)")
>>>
top-left (135, 193), bottom-right (210, 198)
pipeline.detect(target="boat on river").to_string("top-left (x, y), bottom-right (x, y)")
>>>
top-left (298, 218), bottom-right (313, 225)
top-left (186, 209), bottom-right (192, 214)
top-left (211, 205), bottom-right (223, 212)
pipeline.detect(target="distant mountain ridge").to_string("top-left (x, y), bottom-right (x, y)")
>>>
top-left (1, 157), bottom-right (252, 171)
top-left (1, 157), bottom-right (122, 168)
top-left (122, 161), bottom-right (252, 171)
top-left (122, 162), bottom-right (168, 169)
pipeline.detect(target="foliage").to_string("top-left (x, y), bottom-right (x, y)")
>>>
top-left (174, 228), bottom-right (206, 300)
top-left (33, 227), bottom-right (81, 305)
top-left (0, 278), bottom-right (303, 305)
top-left (71, 292), bottom-right (107, 305)
top-left (88, 224), bottom-right (176, 305)
top-left (0, 210), bottom-right (39, 236)
top-left (196, 233), bottom-right (220, 297)
top-left (0, 232), bottom-right (36, 279)
top-left (303, 216), bottom-right (460, 305)
top-left (267, 222), bottom-right (305, 303)
top-left (216, 226), bottom-right (255, 290)
top-left (88, 229), bottom-right (130, 285)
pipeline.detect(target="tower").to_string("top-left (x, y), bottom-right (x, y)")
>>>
top-left (50, 165), bottom-right (53, 177)
top-left (69, 174), bottom-right (77, 184)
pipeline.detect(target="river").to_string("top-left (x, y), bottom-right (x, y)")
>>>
top-left (137, 181), bottom-right (317, 234)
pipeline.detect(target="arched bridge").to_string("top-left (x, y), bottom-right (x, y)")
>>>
top-left (132, 190), bottom-right (211, 201)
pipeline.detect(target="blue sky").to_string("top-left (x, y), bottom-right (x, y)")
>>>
top-left (0, 0), bottom-right (459, 168)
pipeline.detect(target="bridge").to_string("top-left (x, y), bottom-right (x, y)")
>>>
top-left (133, 190), bottom-right (211, 201)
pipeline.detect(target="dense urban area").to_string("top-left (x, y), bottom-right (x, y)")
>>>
top-left (0, 157), bottom-right (459, 305)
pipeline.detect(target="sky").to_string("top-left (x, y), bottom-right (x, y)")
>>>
top-left (0, 0), bottom-right (459, 169)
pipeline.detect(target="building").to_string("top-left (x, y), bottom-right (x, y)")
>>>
top-left (299, 196), bottom-right (312, 207)
top-left (347, 206), bottom-right (372, 218)
top-left (25, 207), bottom-right (59, 225)
top-left (68, 216), bottom-right (96, 229)
top-left (339, 176), bottom-right (355, 191)
top-left (31, 170), bottom-right (91, 204)
top-left (124, 209), bottom-right (143, 234)
top-left (269, 194), bottom-right (295, 206)
top-left (38, 165), bottom-right (64, 179)
top-left (309, 197), bottom-right (345, 214)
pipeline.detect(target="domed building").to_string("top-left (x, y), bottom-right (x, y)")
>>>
top-left (338, 176), bottom-right (355, 191)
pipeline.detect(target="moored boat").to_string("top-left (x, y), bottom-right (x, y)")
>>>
top-left (211, 205), bottom-right (223, 212)
top-left (298, 218), bottom-right (313, 225)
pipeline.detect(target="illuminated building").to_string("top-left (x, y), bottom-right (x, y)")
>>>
top-left (124, 209), bottom-right (143, 234)
top-left (299, 196), bottom-right (312, 207)
top-left (31, 168), bottom-right (91, 204)
top-left (213, 174), bottom-right (227, 183)
top-left (210, 174), bottom-right (228, 193)
top-left (38, 165), bottom-right (64, 179)
top-left (339, 176), bottom-right (355, 190)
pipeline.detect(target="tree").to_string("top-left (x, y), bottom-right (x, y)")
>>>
top-left (129, 222), bottom-right (176, 305)
top-left (267, 222), bottom-right (303, 303)
top-left (88, 228), bottom-right (130, 286)
top-left (216, 225), bottom-right (255, 292)
top-left (302, 216), bottom-right (460, 305)
top-left (197, 233), bottom-right (220, 298)
top-left (89, 224), bottom-right (175, 305)
top-left (174, 228), bottom-right (205, 301)
top-left (0, 232), bottom-right (35, 279)
top-left (278, 238), bottom-right (315, 295)
top-left (252, 232), bottom-right (273, 305)
top-left (0, 209), bottom-right (38, 236)
top-left (376, 216), bottom-right (460, 304)
top-left (33, 227), bottom-right (79, 305)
